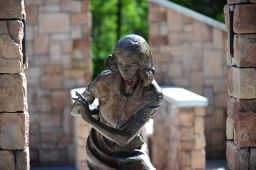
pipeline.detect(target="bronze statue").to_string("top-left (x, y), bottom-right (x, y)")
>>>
top-left (71, 34), bottom-right (163, 170)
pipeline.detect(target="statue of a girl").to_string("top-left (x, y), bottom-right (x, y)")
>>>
top-left (71, 34), bottom-right (163, 170)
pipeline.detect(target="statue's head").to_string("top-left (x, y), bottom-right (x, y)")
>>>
top-left (106, 34), bottom-right (154, 86)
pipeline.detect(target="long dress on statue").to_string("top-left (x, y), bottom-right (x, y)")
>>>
top-left (80, 70), bottom-right (162, 170)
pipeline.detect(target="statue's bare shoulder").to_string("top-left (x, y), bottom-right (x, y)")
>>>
top-left (93, 70), bottom-right (120, 91)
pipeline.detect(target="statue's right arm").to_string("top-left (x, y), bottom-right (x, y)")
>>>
top-left (81, 95), bottom-right (162, 146)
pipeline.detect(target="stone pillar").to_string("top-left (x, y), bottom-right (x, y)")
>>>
top-left (0, 0), bottom-right (30, 170)
top-left (224, 1), bottom-right (256, 169)
top-left (152, 105), bottom-right (206, 170)
top-left (149, 0), bottom-right (228, 159)
top-left (151, 87), bottom-right (207, 170)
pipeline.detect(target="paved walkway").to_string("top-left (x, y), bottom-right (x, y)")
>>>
top-left (31, 159), bottom-right (228, 170)
top-left (31, 166), bottom-right (75, 170)
top-left (206, 159), bottom-right (228, 170)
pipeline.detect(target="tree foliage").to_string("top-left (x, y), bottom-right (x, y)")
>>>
top-left (91, 0), bottom-right (148, 77)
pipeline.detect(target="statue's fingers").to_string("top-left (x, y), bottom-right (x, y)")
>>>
top-left (75, 92), bottom-right (87, 102)
top-left (77, 99), bottom-right (85, 104)
top-left (75, 91), bottom-right (80, 96)
top-left (72, 98), bottom-right (79, 101)
top-left (75, 92), bottom-right (82, 99)
top-left (75, 91), bottom-right (83, 98)
top-left (77, 99), bottom-right (89, 109)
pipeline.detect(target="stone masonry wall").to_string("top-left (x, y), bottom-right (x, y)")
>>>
top-left (152, 100), bottom-right (206, 170)
top-left (0, 0), bottom-right (30, 169)
top-left (149, 0), bottom-right (227, 159)
top-left (224, 1), bottom-right (256, 169)
top-left (25, 0), bottom-right (92, 165)
top-left (75, 115), bottom-right (91, 170)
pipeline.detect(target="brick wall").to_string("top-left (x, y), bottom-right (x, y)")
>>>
top-left (149, 0), bottom-right (227, 159)
top-left (0, 0), bottom-right (30, 169)
top-left (224, 1), bottom-right (256, 169)
top-left (25, 0), bottom-right (92, 165)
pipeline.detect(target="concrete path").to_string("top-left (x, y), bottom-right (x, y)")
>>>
top-left (206, 159), bottom-right (228, 170)
top-left (31, 159), bottom-right (228, 170)
top-left (31, 166), bottom-right (75, 170)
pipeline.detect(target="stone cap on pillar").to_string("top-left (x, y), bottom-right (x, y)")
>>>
top-left (162, 87), bottom-right (208, 108)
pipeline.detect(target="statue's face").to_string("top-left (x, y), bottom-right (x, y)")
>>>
top-left (117, 54), bottom-right (139, 81)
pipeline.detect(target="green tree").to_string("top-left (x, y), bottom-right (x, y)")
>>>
top-left (91, 0), bottom-right (148, 77)
top-left (91, 0), bottom-right (117, 77)
top-left (120, 0), bottom-right (149, 40)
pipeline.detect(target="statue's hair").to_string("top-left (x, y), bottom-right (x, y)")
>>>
top-left (105, 34), bottom-right (155, 87)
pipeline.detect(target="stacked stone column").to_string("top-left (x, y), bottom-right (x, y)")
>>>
top-left (0, 0), bottom-right (29, 170)
top-left (149, 0), bottom-right (228, 159)
top-left (152, 106), bottom-right (206, 170)
top-left (224, 1), bottom-right (256, 169)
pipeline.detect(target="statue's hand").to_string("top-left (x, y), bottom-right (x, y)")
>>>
top-left (74, 91), bottom-right (92, 122)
